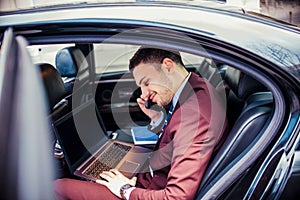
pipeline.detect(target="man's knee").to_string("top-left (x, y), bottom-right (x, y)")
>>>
top-left (54, 178), bottom-right (74, 200)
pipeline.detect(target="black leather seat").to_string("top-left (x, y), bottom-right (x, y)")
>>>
top-left (55, 46), bottom-right (89, 95)
top-left (196, 59), bottom-right (226, 91)
top-left (38, 63), bottom-right (70, 151)
top-left (196, 67), bottom-right (274, 198)
top-left (39, 63), bottom-right (69, 121)
top-left (223, 66), bottom-right (268, 129)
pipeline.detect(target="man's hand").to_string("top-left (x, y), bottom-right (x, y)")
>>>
top-left (137, 97), bottom-right (162, 122)
top-left (96, 169), bottom-right (137, 198)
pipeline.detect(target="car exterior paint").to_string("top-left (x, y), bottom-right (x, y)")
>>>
top-left (1, 2), bottom-right (300, 199)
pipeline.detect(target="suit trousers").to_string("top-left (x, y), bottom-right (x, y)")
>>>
top-left (54, 178), bottom-right (120, 200)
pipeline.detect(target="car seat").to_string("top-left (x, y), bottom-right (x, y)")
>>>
top-left (55, 46), bottom-right (89, 95)
top-left (39, 63), bottom-right (69, 121)
top-left (196, 67), bottom-right (274, 199)
top-left (38, 63), bottom-right (71, 155)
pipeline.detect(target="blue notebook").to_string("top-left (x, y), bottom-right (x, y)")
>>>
top-left (131, 126), bottom-right (158, 145)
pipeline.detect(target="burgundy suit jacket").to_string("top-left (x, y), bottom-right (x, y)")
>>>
top-left (130, 73), bottom-right (228, 199)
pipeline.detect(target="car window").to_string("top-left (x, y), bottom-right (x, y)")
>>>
top-left (27, 43), bottom-right (75, 66)
top-left (26, 42), bottom-right (217, 81)
top-left (93, 43), bottom-right (206, 74)
top-left (93, 43), bottom-right (138, 73)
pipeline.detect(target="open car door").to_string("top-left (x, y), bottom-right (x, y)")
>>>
top-left (0, 28), bottom-right (54, 199)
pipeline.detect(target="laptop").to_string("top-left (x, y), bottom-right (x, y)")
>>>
top-left (52, 99), bottom-right (152, 181)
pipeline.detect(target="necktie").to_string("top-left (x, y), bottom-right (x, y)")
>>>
top-left (158, 103), bottom-right (174, 138)
top-left (149, 103), bottom-right (174, 177)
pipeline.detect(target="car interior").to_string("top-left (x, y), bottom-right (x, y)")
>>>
top-left (28, 39), bottom-right (276, 198)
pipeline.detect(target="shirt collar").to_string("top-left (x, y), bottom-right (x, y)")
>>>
top-left (172, 72), bottom-right (191, 108)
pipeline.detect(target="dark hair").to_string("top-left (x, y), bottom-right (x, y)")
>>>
top-left (129, 47), bottom-right (184, 71)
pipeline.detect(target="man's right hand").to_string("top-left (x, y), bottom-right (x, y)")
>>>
top-left (137, 97), bottom-right (162, 123)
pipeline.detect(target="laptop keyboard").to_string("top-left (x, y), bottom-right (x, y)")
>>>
top-left (84, 142), bottom-right (132, 179)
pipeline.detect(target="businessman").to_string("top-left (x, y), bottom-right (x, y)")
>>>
top-left (55, 47), bottom-right (228, 199)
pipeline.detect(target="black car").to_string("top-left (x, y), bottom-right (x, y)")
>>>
top-left (0, 1), bottom-right (300, 199)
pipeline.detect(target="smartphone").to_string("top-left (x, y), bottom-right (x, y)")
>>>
top-left (145, 99), bottom-right (156, 109)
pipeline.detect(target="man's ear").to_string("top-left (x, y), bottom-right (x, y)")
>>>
top-left (162, 58), bottom-right (174, 73)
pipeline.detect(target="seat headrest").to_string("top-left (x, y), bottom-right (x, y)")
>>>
top-left (55, 46), bottom-right (88, 78)
top-left (224, 67), bottom-right (267, 99)
top-left (38, 63), bottom-right (66, 111)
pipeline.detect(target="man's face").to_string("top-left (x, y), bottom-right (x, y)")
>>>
top-left (133, 62), bottom-right (174, 107)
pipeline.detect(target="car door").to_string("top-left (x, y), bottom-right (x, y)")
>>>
top-left (0, 28), bottom-right (54, 199)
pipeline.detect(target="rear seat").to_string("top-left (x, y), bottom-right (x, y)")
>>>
top-left (196, 66), bottom-right (274, 198)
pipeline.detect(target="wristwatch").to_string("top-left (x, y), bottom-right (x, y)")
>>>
top-left (120, 184), bottom-right (133, 200)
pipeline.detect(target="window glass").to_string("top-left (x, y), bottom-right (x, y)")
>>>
top-left (93, 43), bottom-right (139, 74)
top-left (93, 43), bottom-right (206, 74)
top-left (27, 44), bottom-right (75, 66)
top-left (27, 42), bottom-right (211, 76)
top-left (181, 52), bottom-right (207, 69)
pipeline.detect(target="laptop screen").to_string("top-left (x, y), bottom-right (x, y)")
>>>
top-left (53, 100), bottom-right (108, 173)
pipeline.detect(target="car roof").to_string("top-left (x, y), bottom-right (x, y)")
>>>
top-left (0, 0), bottom-right (243, 12)
top-left (1, 2), bottom-right (300, 67)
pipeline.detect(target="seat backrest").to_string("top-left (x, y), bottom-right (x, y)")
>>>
top-left (197, 59), bottom-right (225, 90)
top-left (38, 63), bottom-right (69, 121)
top-left (197, 67), bottom-right (274, 198)
top-left (55, 46), bottom-right (89, 95)
top-left (55, 46), bottom-right (88, 77)
top-left (224, 66), bottom-right (268, 129)
top-left (38, 63), bottom-right (71, 155)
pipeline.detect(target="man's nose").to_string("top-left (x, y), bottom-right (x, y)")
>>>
top-left (140, 87), bottom-right (149, 99)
